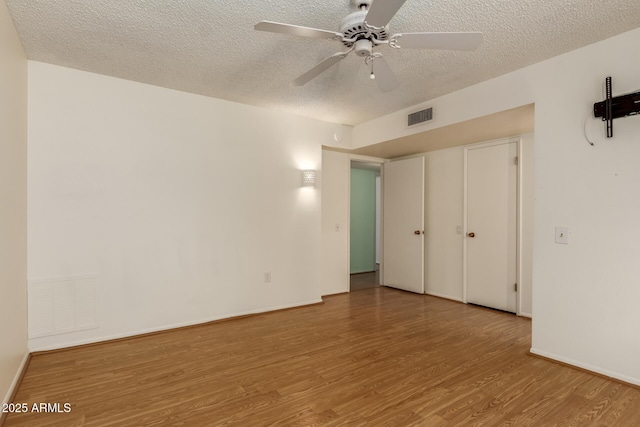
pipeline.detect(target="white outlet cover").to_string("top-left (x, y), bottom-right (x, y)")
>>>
top-left (555, 226), bottom-right (569, 244)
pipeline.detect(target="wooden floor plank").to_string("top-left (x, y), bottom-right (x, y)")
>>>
top-left (5, 287), bottom-right (640, 426)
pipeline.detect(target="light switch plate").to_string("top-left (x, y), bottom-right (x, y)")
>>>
top-left (555, 226), bottom-right (569, 244)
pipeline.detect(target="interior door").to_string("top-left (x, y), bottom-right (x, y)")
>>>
top-left (383, 157), bottom-right (425, 293)
top-left (466, 141), bottom-right (517, 312)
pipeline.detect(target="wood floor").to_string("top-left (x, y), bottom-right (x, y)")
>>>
top-left (349, 267), bottom-right (379, 292)
top-left (5, 287), bottom-right (640, 426)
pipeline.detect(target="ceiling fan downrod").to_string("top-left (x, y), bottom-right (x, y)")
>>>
top-left (353, 0), bottom-right (372, 11)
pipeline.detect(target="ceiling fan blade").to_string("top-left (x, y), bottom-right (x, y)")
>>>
top-left (292, 52), bottom-right (348, 87)
top-left (255, 21), bottom-right (342, 40)
top-left (365, 0), bottom-right (408, 28)
top-left (394, 32), bottom-right (483, 51)
top-left (372, 56), bottom-right (399, 93)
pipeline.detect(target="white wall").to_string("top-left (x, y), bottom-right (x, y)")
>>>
top-left (353, 76), bottom-right (533, 149)
top-left (0, 1), bottom-right (28, 405)
top-left (375, 176), bottom-right (381, 265)
top-left (529, 35), bottom-right (640, 384)
top-left (27, 61), bottom-right (350, 350)
top-left (320, 150), bottom-right (350, 295)
top-left (519, 133), bottom-right (534, 317)
top-left (354, 28), bottom-right (640, 385)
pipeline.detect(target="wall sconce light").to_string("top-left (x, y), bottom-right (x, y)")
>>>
top-left (301, 170), bottom-right (316, 187)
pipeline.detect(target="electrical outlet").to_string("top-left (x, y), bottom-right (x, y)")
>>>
top-left (264, 271), bottom-right (271, 283)
top-left (555, 226), bottom-right (569, 244)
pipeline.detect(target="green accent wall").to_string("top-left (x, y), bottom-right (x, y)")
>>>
top-left (350, 168), bottom-right (377, 274)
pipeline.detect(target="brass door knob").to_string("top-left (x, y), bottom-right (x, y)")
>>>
top-left (414, 230), bottom-right (422, 235)
top-left (467, 232), bottom-right (475, 238)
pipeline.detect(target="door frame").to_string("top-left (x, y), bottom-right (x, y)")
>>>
top-left (463, 137), bottom-right (524, 315)
top-left (348, 155), bottom-right (387, 289)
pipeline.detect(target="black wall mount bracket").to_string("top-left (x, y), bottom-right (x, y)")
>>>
top-left (593, 76), bottom-right (640, 138)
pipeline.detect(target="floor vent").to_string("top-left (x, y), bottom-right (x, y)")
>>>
top-left (408, 107), bottom-right (433, 127)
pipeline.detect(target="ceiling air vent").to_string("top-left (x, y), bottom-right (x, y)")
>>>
top-left (408, 107), bottom-right (433, 127)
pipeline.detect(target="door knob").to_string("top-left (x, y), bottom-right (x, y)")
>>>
top-left (414, 230), bottom-right (423, 235)
top-left (467, 232), bottom-right (475, 238)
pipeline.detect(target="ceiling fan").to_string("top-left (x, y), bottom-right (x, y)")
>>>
top-left (254, 0), bottom-right (483, 92)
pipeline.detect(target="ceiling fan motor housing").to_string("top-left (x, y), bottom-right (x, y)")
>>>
top-left (340, 9), bottom-right (389, 48)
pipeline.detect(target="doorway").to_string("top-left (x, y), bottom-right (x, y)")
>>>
top-left (350, 161), bottom-right (381, 291)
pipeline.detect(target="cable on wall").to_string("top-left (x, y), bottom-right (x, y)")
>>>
top-left (583, 110), bottom-right (595, 146)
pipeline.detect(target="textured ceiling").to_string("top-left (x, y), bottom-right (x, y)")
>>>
top-left (5, 0), bottom-right (640, 125)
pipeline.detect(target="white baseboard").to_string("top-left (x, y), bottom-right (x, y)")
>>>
top-left (518, 311), bottom-right (532, 318)
top-left (425, 291), bottom-right (463, 302)
top-left (322, 291), bottom-right (348, 297)
top-left (2, 351), bottom-right (30, 405)
top-left (29, 299), bottom-right (323, 353)
top-left (530, 347), bottom-right (640, 387)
